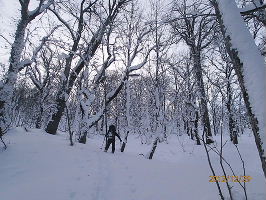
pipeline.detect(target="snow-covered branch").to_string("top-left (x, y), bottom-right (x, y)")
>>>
top-left (128, 46), bottom-right (155, 73)
top-left (48, 8), bottom-right (76, 41)
top-left (28, 0), bottom-right (54, 21)
top-left (18, 25), bottom-right (60, 71)
top-left (239, 3), bottom-right (266, 15)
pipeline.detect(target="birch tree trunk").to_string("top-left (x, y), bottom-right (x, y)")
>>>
top-left (211, 0), bottom-right (266, 178)
top-left (0, 18), bottom-right (28, 134)
top-left (0, 0), bottom-right (53, 136)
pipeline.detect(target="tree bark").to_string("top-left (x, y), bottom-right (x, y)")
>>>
top-left (193, 51), bottom-right (214, 144)
top-left (36, 103), bottom-right (44, 129)
top-left (0, 15), bottom-right (29, 136)
top-left (211, 0), bottom-right (266, 178)
top-left (45, 93), bottom-right (66, 134)
top-left (194, 111), bottom-right (201, 145)
top-left (0, 0), bottom-right (52, 135)
top-left (226, 70), bottom-right (238, 144)
top-left (147, 137), bottom-right (159, 160)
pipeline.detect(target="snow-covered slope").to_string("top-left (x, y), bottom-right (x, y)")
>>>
top-left (0, 128), bottom-right (265, 200)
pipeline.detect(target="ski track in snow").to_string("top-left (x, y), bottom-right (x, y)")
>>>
top-left (92, 151), bottom-right (112, 200)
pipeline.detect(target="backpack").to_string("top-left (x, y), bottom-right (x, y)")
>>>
top-left (106, 130), bottom-right (113, 139)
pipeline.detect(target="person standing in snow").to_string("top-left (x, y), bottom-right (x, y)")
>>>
top-left (104, 125), bottom-right (122, 153)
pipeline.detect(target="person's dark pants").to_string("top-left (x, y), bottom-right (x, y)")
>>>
top-left (105, 139), bottom-right (115, 153)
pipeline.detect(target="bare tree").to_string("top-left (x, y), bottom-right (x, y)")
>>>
top-left (0, 0), bottom-right (54, 136)
top-left (26, 47), bottom-right (57, 128)
top-left (210, 0), bottom-right (266, 178)
top-left (169, 0), bottom-right (216, 144)
top-left (45, 0), bottom-right (133, 135)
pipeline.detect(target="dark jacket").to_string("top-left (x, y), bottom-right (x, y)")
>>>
top-left (105, 130), bottom-right (122, 142)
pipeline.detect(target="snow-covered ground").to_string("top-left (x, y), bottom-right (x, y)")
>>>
top-left (0, 128), bottom-right (265, 200)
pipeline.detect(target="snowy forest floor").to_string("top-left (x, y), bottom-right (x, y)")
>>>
top-left (0, 128), bottom-right (265, 200)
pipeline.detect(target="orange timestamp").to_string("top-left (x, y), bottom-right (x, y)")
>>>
top-left (209, 176), bottom-right (252, 182)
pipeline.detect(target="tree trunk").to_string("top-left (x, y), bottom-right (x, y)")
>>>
top-left (0, 17), bottom-right (28, 135)
top-left (36, 104), bottom-right (44, 129)
top-left (121, 131), bottom-right (129, 152)
top-left (212, 107), bottom-right (218, 136)
top-left (211, 0), bottom-right (266, 178)
top-left (147, 137), bottom-right (159, 160)
top-left (0, 0), bottom-right (52, 135)
top-left (194, 111), bottom-right (201, 145)
top-left (45, 92), bottom-right (66, 134)
top-left (193, 51), bottom-right (214, 144)
top-left (79, 131), bottom-right (87, 144)
top-left (226, 74), bottom-right (238, 144)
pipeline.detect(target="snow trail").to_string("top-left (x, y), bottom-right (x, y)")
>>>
top-left (0, 128), bottom-right (265, 200)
